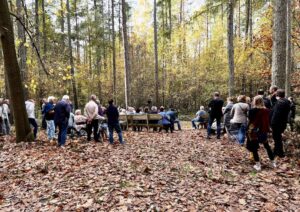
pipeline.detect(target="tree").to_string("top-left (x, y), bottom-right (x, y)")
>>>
top-left (271, 0), bottom-right (287, 88)
top-left (0, 0), bottom-right (33, 142)
top-left (227, 0), bottom-right (235, 97)
top-left (66, 0), bottom-right (79, 109)
top-left (121, 0), bottom-right (131, 108)
top-left (285, 0), bottom-right (292, 96)
top-left (154, 0), bottom-right (159, 105)
top-left (112, 0), bottom-right (117, 103)
top-left (16, 0), bottom-right (28, 97)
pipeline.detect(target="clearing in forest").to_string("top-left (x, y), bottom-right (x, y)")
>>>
top-left (0, 130), bottom-right (299, 211)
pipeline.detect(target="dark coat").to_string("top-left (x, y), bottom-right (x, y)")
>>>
top-left (106, 104), bottom-right (119, 125)
top-left (208, 98), bottom-right (224, 118)
top-left (54, 100), bottom-right (71, 125)
top-left (271, 98), bottom-right (290, 127)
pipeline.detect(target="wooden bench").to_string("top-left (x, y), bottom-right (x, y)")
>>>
top-left (119, 114), bottom-right (163, 131)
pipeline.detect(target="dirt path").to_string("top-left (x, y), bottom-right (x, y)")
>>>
top-left (0, 130), bottom-right (299, 211)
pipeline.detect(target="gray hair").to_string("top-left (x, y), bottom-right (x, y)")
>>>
top-left (62, 95), bottom-right (70, 101)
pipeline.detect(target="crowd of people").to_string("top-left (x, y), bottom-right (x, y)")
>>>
top-left (192, 86), bottom-right (296, 171)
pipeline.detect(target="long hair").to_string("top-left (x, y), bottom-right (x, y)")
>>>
top-left (252, 96), bottom-right (265, 109)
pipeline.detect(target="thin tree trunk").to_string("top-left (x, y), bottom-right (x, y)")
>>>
top-left (0, 0), bottom-right (33, 142)
top-left (285, 0), bottom-right (292, 96)
top-left (168, 0), bottom-right (172, 40)
top-left (60, 0), bottom-right (65, 50)
top-left (154, 0), bottom-right (159, 105)
top-left (42, 0), bottom-right (46, 55)
top-left (16, 0), bottom-right (28, 98)
top-left (122, 0), bottom-right (131, 108)
top-left (112, 0), bottom-right (117, 103)
top-left (66, 0), bottom-right (78, 109)
top-left (271, 0), bottom-right (287, 88)
top-left (35, 0), bottom-right (39, 50)
top-left (227, 0), bottom-right (235, 97)
top-left (75, 0), bottom-right (80, 64)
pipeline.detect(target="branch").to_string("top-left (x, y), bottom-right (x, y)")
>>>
top-left (10, 12), bottom-right (50, 76)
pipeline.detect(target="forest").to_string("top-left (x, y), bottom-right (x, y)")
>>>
top-left (0, 0), bottom-right (300, 211)
top-left (0, 0), bottom-right (299, 111)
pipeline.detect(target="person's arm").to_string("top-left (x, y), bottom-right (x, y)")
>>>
top-left (230, 105), bottom-right (235, 117)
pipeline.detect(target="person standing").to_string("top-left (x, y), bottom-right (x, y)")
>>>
top-left (43, 96), bottom-right (56, 141)
top-left (230, 95), bottom-right (249, 145)
top-left (246, 96), bottom-right (276, 171)
top-left (25, 99), bottom-right (38, 140)
top-left (223, 97), bottom-right (234, 137)
top-left (0, 99), bottom-right (4, 135)
top-left (2, 99), bottom-right (10, 135)
top-left (84, 95), bottom-right (100, 142)
top-left (288, 97), bottom-right (296, 132)
top-left (271, 89), bottom-right (290, 158)
top-left (106, 99), bottom-right (124, 145)
top-left (54, 95), bottom-right (71, 148)
top-left (257, 89), bottom-right (271, 109)
top-left (207, 92), bottom-right (224, 139)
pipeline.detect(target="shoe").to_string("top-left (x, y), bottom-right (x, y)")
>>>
top-left (253, 162), bottom-right (261, 171)
top-left (206, 136), bottom-right (211, 139)
top-left (216, 136), bottom-right (221, 139)
top-left (271, 160), bottom-right (277, 168)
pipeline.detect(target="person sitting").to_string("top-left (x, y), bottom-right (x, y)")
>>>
top-left (158, 106), bottom-right (173, 133)
top-left (192, 106), bottom-right (207, 129)
top-left (74, 109), bottom-right (87, 134)
top-left (150, 106), bottom-right (158, 114)
top-left (167, 107), bottom-right (182, 131)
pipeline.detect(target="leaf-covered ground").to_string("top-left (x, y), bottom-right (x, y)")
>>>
top-left (0, 129), bottom-right (299, 211)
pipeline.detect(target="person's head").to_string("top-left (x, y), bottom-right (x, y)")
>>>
top-left (214, 92), bottom-right (220, 99)
top-left (246, 97), bottom-right (251, 104)
top-left (257, 89), bottom-right (265, 96)
top-left (200, 106), bottom-right (205, 110)
top-left (108, 99), bottom-right (114, 105)
top-left (75, 109), bottom-right (81, 115)
top-left (95, 100), bottom-right (100, 105)
top-left (151, 106), bottom-right (157, 112)
top-left (4, 99), bottom-right (9, 104)
top-left (42, 98), bottom-right (47, 103)
top-left (144, 106), bottom-right (149, 113)
top-left (136, 108), bottom-right (141, 113)
top-left (276, 89), bottom-right (285, 99)
top-left (227, 97), bottom-right (234, 103)
top-left (90, 94), bottom-right (97, 102)
top-left (48, 96), bottom-right (55, 103)
top-left (252, 96), bottom-right (265, 109)
top-left (288, 97), bottom-right (294, 102)
top-left (160, 106), bottom-right (165, 112)
top-left (62, 95), bottom-right (70, 102)
top-left (269, 85), bottom-right (278, 95)
top-left (237, 95), bottom-right (247, 103)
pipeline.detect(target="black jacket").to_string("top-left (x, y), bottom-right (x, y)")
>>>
top-left (106, 104), bottom-right (119, 125)
top-left (208, 98), bottom-right (224, 118)
top-left (271, 98), bottom-right (290, 127)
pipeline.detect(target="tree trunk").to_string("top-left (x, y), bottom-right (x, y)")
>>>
top-left (227, 0), bottom-right (235, 97)
top-left (66, 0), bottom-right (79, 109)
top-left (168, 0), bottom-right (172, 40)
top-left (35, 0), bottom-right (40, 50)
top-left (112, 0), bottom-right (117, 103)
top-left (42, 0), bottom-right (46, 55)
top-left (285, 0), bottom-right (292, 96)
top-left (16, 0), bottom-right (28, 98)
top-left (121, 0), bottom-right (131, 108)
top-left (271, 0), bottom-right (287, 88)
top-left (0, 0), bottom-right (33, 142)
top-left (60, 0), bottom-right (65, 50)
top-left (74, 0), bottom-right (80, 64)
top-left (154, 0), bottom-right (159, 105)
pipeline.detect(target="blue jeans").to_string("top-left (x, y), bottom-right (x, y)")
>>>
top-left (29, 118), bottom-right (38, 139)
top-left (46, 120), bottom-right (55, 140)
top-left (237, 123), bottom-right (247, 145)
top-left (108, 123), bottom-right (124, 144)
top-left (192, 118), bottom-right (200, 129)
top-left (207, 116), bottom-right (221, 138)
top-left (57, 121), bottom-right (68, 146)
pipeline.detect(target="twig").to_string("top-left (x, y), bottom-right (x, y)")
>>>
top-left (9, 12), bottom-right (50, 76)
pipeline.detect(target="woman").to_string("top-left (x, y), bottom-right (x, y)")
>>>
top-left (246, 96), bottom-right (276, 171)
top-left (43, 96), bottom-right (56, 140)
top-left (230, 95), bottom-right (249, 145)
top-left (223, 97), bottom-right (234, 138)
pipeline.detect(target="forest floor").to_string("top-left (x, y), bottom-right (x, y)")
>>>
top-left (0, 127), bottom-right (299, 211)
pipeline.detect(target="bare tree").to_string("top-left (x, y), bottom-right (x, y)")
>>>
top-left (227, 0), bottom-right (235, 97)
top-left (285, 0), bottom-right (292, 96)
top-left (154, 0), bottom-right (159, 105)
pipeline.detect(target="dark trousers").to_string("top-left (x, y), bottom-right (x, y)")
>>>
top-left (159, 124), bottom-right (173, 133)
top-left (57, 121), bottom-right (68, 146)
top-left (87, 119), bottom-right (99, 141)
top-left (252, 142), bottom-right (274, 162)
top-left (28, 118), bottom-right (38, 139)
top-left (272, 125), bottom-right (286, 157)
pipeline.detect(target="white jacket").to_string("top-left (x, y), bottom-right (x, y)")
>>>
top-left (25, 101), bottom-right (35, 119)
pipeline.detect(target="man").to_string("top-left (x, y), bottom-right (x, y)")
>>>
top-left (257, 89), bottom-right (271, 109)
top-left (167, 107), bottom-right (181, 131)
top-left (84, 95), bottom-right (100, 142)
top-left (43, 96), bottom-right (56, 140)
top-left (106, 99), bottom-right (124, 144)
top-left (25, 99), bottom-right (38, 139)
top-left (269, 85), bottom-right (278, 109)
top-left (271, 89), bottom-right (290, 158)
top-left (192, 106), bottom-right (207, 129)
top-left (288, 97), bottom-right (296, 132)
top-left (207, 92), bottom-right (224, 139)
top-left (54, 95), bottom-right (71, 147)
